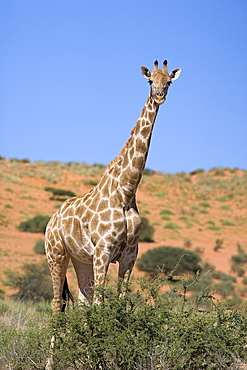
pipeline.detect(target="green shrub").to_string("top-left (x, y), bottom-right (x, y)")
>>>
top-left (214, 281), bottom-right (235, 297)
top-left (34, 239), bottom-right (45, 254)
top-left (187, 273), bottom-right (212, 293)
top-left (179, 217), bottom-right (194, 229)
top-left (45, 187), bottom-right (76, 201)
top-left (160, 209), bottom-right (174, 216)
top-left (216, 196), bottom-right (230, 202)
top-left (4, 262), bottom-right (53, 302)
top-left (233, 266), bottom-right (245, 277)
top-left (5, 187), bottom-right (14, 193)
top-left (207, 225), bottom-right (221, 231)
top-left (143, 168), bottom-right (155, 175)
top-left (139, 210), bottom-right (150, 215)
top-left (190, 206), bottom-right (199, 211)
top-left (220, 205), bottom-right (232, 210)
top-left (4, 204), bottom-right (12, 209)
top-left (136, 246), bottom-right (201, 277)
top-left (184, 239), bottom-right (192, 248)
top-left (0, 213), bottom-right (7, 226)
top-left (164, 222), bottom-right (181, 230)
top-left (161, 215), bottom-right (170, 220)
top-left (231, 245), bottom-right (247, 277)
top-left (17, 215), bottom-right (50, 233)
top-left (44, 187), bottom-right (76, 197)
top-left (185, 221), bottom-right (193, 228)
top-left (231, 245), bottom-right (247, 264)
top-left (199, 201), bottom-right (210, 208)
top-left (83, 178), bottom-right (101, 186)
top-left (155, 191), bottom-right (166, 198)
top-left (190, 168), bottom-right (205, 175)
top-left (212, 167), bottom-right (225, 176)
top-left (211, 270), bottom-right (236, 282)
top-left (221, 220), bottom-right (235, 226)
top-left (214, 238), bottom-right (224, 251)
top-left (139, 217), bottom-right (154, 242)
top-left (1, 280), bottom-right (247, 369)
top-left (0, 289), bottom-right (5, 300)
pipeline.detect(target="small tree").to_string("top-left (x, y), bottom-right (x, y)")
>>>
top-left (139, 217), bottom-right (154, 242)
top-left (4, 262), bottom-right (53, 302)
top-left (136, 246), bottom-right (201, 278)
top-left (45, 187), bottom-right (76, 201)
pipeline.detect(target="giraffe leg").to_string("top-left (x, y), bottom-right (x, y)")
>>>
top-left (92, 246), bottom-right (111, 304)
top-left (71, 256), bottom-right (94, 303)
top-left (118, 244), bottom-right (138, 297)
top-left (45, 237), bottom-right (70, 312)
top-left (45, 237), bottom-right (70, 370)
top-left (118, 206), bottom-right (140, 295)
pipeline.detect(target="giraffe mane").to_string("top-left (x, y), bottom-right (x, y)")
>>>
top-left (103, 127), bottom-right (135, 173)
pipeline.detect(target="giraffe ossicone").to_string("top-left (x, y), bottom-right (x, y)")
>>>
top-left (45, 60), bottom-right (181, 310)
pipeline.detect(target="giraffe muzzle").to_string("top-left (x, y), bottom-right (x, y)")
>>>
top-left (157, 91), bottom-right (164, 98)
top-left (154, 92), bottom-right (166, 104)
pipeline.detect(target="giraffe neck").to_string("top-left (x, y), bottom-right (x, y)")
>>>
top-left (101, 92), bottom-right (159, 203)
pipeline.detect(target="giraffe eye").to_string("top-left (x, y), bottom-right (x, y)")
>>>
top-left (148, 80), bottom-right (153, 85)
top-left (167, 81), bottom-right (172, 86)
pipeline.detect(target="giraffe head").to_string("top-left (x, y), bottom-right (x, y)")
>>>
top-left (141, 60), bottom-right (181, 105)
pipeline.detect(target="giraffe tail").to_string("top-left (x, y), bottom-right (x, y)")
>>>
top-left (61, 276), bottom-right (74, 312)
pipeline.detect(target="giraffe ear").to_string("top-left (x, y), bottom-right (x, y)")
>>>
top-left (141, 66), bottom-right (151, 79)
top-left (169, 68), bottom-right (182, 81)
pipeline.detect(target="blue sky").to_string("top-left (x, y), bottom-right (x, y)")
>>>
top-left (1, 1), bottom-right (247, 173)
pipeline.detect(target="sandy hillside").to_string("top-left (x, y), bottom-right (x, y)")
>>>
top-left (0, 159), bottom-right (246, 298)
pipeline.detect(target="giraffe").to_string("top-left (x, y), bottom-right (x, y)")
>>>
top-left (45, 60), bottom-right (181, 311)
